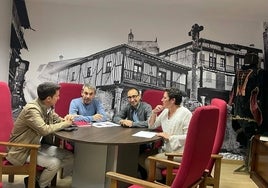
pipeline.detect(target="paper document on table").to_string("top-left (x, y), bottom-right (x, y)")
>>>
top-left (92, 121), bottom-right (121, 128)
top-left (132, 131), bottom-right (157, 138)
top-left (260, 136), bottom-right (268, 142)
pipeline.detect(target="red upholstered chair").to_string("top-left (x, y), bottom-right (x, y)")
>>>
top-left (142, 89), bottom-right (164, 147)
top-left (0, 81), bottom-right (40, 188)
top-left (54, 82), bottom-right (83, 176)
top-left (202, 98), bottom-right (227, 188)
top-left (55, 82), bottom-right (83, 117)
top-left (142, 89), bottom-right (164, 109)
top-left (162, 98), bottom-right (227, 187)
top-left (106, 105), bottom-right (220, 188)
top-left (54, 82), bottom-right (83, 149)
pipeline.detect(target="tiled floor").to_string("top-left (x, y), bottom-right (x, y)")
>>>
top-left (2, 174), bottom-right (71, 188)
top-left (2, 160), bottom-right (258, 188)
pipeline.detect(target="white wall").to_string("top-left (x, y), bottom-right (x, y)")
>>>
top-left (22, 0), bottom-right (267, 82)
top-left (0, 0), bottom-right (12, 82)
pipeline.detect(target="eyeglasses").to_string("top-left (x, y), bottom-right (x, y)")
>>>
top-left (127, 95), bottom-right (139, 99)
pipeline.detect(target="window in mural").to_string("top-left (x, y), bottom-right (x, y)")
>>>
top-left (227, 75), bottom-right (233, 86)
top-left (87, 67), bottom-right (91, 77)
top-left (235, 56), bottom-right (243, 71)
top-left (106, 61), bottom-right (112, 73)
top-left (220, 57), bottom-right (226, 71)
top-left (158, 71), bottom-right (166, 87)
top-left (71, 72), bottom-right (75, 81)
top-left (133, 63), bottom-right (142, 81)
top-left (209, 54), bottom-right (216, 69)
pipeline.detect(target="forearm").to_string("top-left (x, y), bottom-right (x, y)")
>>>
top-left (98, 111), bottom-right (107, 121)
top-left (74, 115), bottom-right (92, 122)
top-left (113, 115), bottom-right (123, 124)
top-left (112, 107), bottom-right (128, 124)
top-left (132, 121), bottom-right (148, 128)
top-left (148, 113), bottom-right (157, 128)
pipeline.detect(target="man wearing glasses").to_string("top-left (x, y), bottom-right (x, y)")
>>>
top-left (113, 88), bottom-right (153, 179)
top-left (113, 88), bottom-right (152, 128)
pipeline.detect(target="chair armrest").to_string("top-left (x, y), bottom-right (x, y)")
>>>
top-left (148, 156), bottom-right (181, 167)
top-left (164, 153), bottom-right (222, 160)
top-left (0, 141), bottom-right (40, 166)
top-left (165, 152), bottom-right (183, 157)
top-left (165, 152), bottom-right (183, 160)
top-left (147, 156), bottom-right (181, 184)
top-left (0, 152), bottom-right (7, 157)
top-left (106, 171), bottom-right (169, 188)
top-left (211, 154), bottom-right (223, 159)
top-left (0, 141), bottom-right (40, 149)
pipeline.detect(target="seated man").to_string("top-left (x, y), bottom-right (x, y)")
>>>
top-left (113, 88), bottom-right (152, 128)
top-left (113, 88), bottom-right (153, 179)
top-left (6, 82), bottom-right (75, 188)
top-left (69, 84), bottom-right (107, 123)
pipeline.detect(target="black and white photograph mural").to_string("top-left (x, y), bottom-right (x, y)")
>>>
top-left (8, 0), bottom-right (268, 162)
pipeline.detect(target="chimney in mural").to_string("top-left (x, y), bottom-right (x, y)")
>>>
top-left (127, 29), bottom-right (159, 55)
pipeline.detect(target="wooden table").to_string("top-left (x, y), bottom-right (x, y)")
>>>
top-left (55, 125), bottom-right (161, 188)
top-left (250, 135), bottom-right (268, 188)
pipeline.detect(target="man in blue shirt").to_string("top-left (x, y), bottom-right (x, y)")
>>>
top-left (69, 84), bottom-right (107, 122)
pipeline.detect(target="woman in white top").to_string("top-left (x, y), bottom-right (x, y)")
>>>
top-left (146, 88), bottom-right (192, 180)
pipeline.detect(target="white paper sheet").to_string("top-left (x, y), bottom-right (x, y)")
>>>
top-left (92, 121), bottom-right (121, 128)
top-left (260, 136), bottom-right (268, 142)
top-left (132, 131), bottom-right (157, 138)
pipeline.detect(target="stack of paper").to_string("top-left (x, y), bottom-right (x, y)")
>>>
top-left (132, 131), bottom-right (157, 138)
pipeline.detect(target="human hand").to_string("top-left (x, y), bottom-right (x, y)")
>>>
top-left (64, 114), bottom-right (78, 123)
top-left (119, 119), bottom-right (133, 127)
top-left (93, 114), bottom-right (103, 121)
top-left (153, 105), bottom-right (164, 114)
top-left (156, 132), bottom-right (170, 140)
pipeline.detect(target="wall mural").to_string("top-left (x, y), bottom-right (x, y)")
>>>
top-left (9, 1), bottom-right (268, 163)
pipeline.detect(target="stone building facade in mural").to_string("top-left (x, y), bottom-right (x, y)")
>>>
top-left (158, 38), bottom-right (263, 103)
top-left (7, 1), bottom-right (268, 160)
top-left (37, 44), bottom-right (190, 116)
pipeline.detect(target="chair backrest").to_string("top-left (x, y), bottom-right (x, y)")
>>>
top-left (142, 89), bottom-right (164, 134)
top-left (142, 89), bottom-right (164, 109)
top-left (206, 98), bottom-right (227, 172)
top-left (0, 82), bottom-right (14, 152)
top-left (54, 82), bottom-right (83, 117)
top-left (171, 105), bottom-right (219, 188)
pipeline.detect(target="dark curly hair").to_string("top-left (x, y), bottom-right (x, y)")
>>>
top-left (165, 88), bottom-right (185, 105)
top-left (37, 82), bottom-right (61, 100)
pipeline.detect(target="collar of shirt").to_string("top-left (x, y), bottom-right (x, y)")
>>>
top-left (131, 102), bottom-right (141, 111)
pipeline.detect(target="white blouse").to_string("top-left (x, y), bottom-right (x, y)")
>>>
top-left (149, 106), bottom-right (192, 152)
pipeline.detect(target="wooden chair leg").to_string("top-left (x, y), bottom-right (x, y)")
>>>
top-left (51, 173), bottom-right (57, 187)
top-left (8, 174), bottom-right (14, 183)
top-left (60, 167), bottom-right (64, 179)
